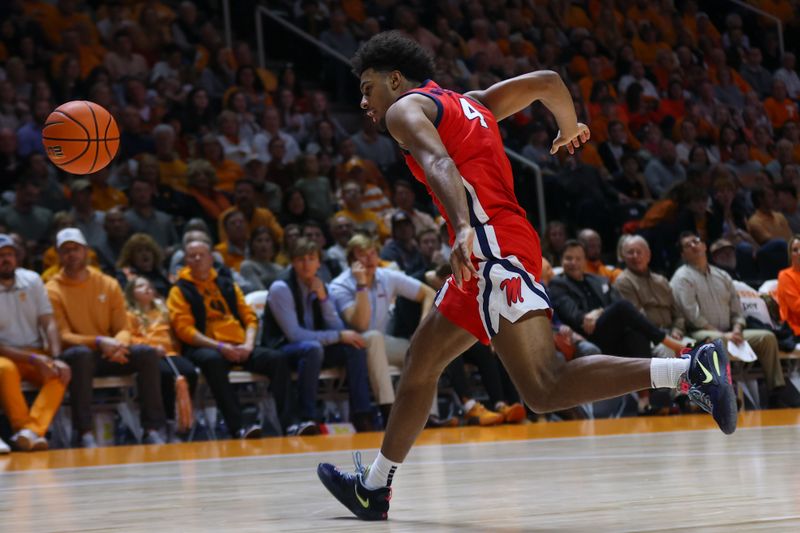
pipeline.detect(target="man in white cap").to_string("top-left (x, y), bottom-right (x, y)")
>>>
top-left (0, 233), bottom-right (70, 452)
top-left (46, 228), bottom-right (166, 447)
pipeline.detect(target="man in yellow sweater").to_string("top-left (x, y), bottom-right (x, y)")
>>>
top-left (46, 229), bottom-right (166, 448)
top-left (167, 239), bottom-right (292, 438)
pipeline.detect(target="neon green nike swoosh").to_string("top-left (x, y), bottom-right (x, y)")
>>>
top-left (697, 360), bottom-right (714, 384)
top-left (713, 350), bottom-right (721, 376)
top-left (355, 484), bottom-right (370, 508)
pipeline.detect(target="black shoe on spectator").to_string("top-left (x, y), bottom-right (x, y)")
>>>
top-left (238, 424), bottom-right (262, 439)
top-left (287, 421), bottom-right (321, 436)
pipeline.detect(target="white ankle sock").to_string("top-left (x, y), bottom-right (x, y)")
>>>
top-left (363, 452), bottom-right (400, 489)
top-left (650, 358), bottom-right (690, 389)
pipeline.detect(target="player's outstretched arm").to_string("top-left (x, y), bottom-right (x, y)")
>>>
top-left (465, 70), bottom-right (590, 154)
top-left (385, 96), bottom-right (477, 287)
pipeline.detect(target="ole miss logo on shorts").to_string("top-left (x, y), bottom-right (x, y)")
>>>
top-left (500, 277), bottom-right (524, 307)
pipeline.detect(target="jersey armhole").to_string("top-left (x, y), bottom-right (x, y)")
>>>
top-left (396, 90), bottom-right (444, 128)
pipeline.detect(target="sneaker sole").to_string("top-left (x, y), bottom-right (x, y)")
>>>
top-left (713, 340), bottom-right (738, 435)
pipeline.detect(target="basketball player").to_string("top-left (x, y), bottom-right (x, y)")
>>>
top-left (318, 32), bottom-right (737, 521)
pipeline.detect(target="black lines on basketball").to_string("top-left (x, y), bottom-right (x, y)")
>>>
top-left (86, 101), bottom-right (100, 174)
top-left (103, 112), bottom-right (112, 161)
top-left (53, 108), bottom-right (92, 166)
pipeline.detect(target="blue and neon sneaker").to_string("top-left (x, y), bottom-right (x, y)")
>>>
top-left (682, 339), bottom-right (738, 434)
top-left (317, 452), bottom-right (391, 521)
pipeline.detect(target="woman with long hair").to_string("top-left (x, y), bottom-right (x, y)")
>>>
top-left (125, 276), bottom-right (197, 440)
top-left (116, 233), bottom-right (171, 297)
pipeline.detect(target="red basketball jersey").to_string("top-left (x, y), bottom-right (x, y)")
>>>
top-left (397, 80), bottom-right (549, 343)
top-left (398, 80), bottom-right (528, 236)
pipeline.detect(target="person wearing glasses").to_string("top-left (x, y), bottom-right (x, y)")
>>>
top-left (670, 231), bottom-right (794, 407)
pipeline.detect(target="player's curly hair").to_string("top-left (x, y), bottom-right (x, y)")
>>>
top-left (351, 31), bottom-right (435, 82)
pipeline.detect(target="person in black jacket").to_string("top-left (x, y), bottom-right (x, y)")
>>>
top-left (549, 240), bottom-right (685, 357)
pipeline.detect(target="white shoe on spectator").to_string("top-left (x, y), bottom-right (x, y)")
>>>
top-left (0, 437), bottom-right (10, 454)
top-left (10, 429), bottom-right (48, 451)
top-left (238, 424), bottom-right (262, 439)
top-left (79, 432), bottom-right (98, 449)
top-left (142, 430), bottom-right (165, 445)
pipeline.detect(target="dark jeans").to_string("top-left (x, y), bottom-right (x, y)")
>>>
top-left (280, 340), bottom-right (372, 421)
top-left (589, 300), bottom-right (665, 357)
top-left (62, 344), bottom-right (166, 434)
top-left (158, 356), bottom-right (198, 422)
top-left (186, 346), bottom-right (291, 435)
top-left (446, 343), bottom-right (506, 407)
top-left (737, 239), bottom-right (789, 281)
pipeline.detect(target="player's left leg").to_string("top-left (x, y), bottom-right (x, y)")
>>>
top-left (492, 312), bottom-right (737, 434)
top-left (317, 307), bottom-right (477, 521)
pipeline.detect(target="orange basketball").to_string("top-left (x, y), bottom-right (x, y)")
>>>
top-left (42, 100), bottom-right (120, 174)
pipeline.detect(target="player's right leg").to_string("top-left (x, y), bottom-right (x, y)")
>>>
top-left (317, 308), bottom-right (476, 520)
top-left (491, 312), bottom-right (737, 435)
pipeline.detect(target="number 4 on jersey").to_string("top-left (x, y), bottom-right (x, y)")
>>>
top-left (459, 98), bottom-right (488, 128)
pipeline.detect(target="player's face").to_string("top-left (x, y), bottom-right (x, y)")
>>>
top-left (359, 69), bottom-right (398, 131)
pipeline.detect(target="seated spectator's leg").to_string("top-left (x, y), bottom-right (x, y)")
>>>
top-left (742, 329), bottom-right (785, 393)
top-left (246, 347), bottom-right (293, 429)
top-left (384, 335), bottom-right (410, 368)
top-left (0, 358), bottom-right (33, 435)
top-left (621, 329), bottom-right (653, 358)
top-left (462, 344), bottom-right (505, 407)
top-left (118, 345), bottom-right (166, 432)
top-left (324, 343), bottom-right (372, 418)
top-left (735, 242), bottom-right (759, 280)
top-left (444, 355), bottom-right (472, 402)
top-left (17, 358), bottom-right (67, 437)
top-left (187, 347), bottom-right (242, 434)
top-left (592, 301), bottom-right (665, 356)
top-left (497, 361), bottom-right (521, 405)
top-left (575, 340), bottom-right (602, 357)
top-left (280, 341), bottom-right (324, 422)
top-left (386, 335), bottom-right (438, 415)
top-left (362, 330), bottom-right (395, 406)
top-left (756, 239), bottom-right (789, 280)
top-left (61, 345), bottom-right (96, 436)
top-left (158, 356), bottom-right (199, 423)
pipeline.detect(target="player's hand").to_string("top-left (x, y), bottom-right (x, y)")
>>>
top-left (451, 226), bottom-right (477, 289)
top-left (550, 123), bottom-right (590, 155)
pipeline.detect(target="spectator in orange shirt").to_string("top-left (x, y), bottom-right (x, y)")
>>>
top-left (167, 239), bottom-right (292, 438)
top-left (215, 210), bottom-right (249, 272)
top-left (199, 134), bottom-right (244, 193)
top-left (217, 179), bottom-right (283, 244)
top-left (777, 236), bottom-right (800, 337)
top-left (578, 228), bottom-right (623, 283)
top-left (764, 80), bottom-right (799, 130)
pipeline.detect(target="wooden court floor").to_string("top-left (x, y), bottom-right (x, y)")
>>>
top-left (2, 410), bottom-right (800, 532)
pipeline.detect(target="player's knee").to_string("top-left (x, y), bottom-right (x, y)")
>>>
top-left (516, 364), bottom-right (562, 413)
